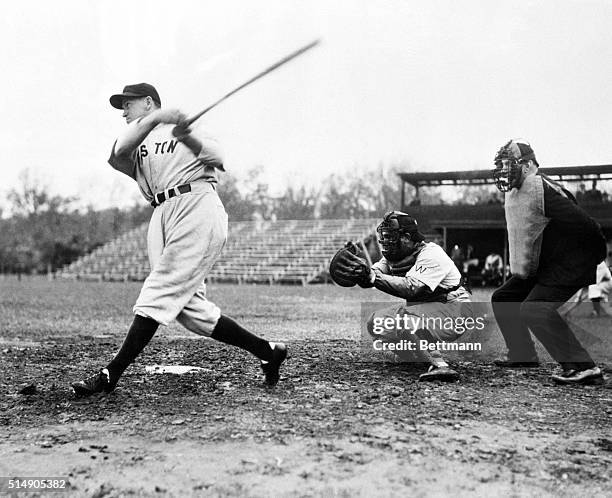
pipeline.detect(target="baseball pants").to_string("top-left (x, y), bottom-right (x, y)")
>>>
top-left (491, 276), bottom-right (596, 369)
top-left (134, 180), bottom-right (228, 335)
top-left (366, 301), bottom-right (474, 363)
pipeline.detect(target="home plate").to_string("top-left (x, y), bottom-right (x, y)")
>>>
top-left (145, 365), bottom-right (211, 375)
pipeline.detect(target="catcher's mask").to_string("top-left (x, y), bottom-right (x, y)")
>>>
top-left (376, 211), bottom-right (424, 255)
top-left (493, 139), bottom-right (538, 192)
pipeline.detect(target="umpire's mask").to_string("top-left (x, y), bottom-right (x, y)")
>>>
top-left (493, 139), bottom-right (538, 192)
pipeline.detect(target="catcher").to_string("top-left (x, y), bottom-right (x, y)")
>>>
top-left (330, 211), bottom-right (473, 381)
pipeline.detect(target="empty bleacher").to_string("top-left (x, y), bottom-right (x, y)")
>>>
top-left (57, 219), bottom-right (378, 285)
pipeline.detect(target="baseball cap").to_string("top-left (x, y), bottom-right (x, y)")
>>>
top-left (381, 211), bottom-right (419, 231)
top-left (505, 139), bottom-right (539, 166)
top-left (109, 83), bottom-right (161, 109)
top-left (378, 211), bottom-right (425, 243)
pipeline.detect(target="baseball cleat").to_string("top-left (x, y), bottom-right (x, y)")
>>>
top-left (71, 368), bottom-right (116, 396)
top-left (551, 367), bottom-right (603, 385)
top-left (261, 343), bottom-right (288, 386)
top-left (419, 365), bottom-right (459, 382)
top-left (493, 357), bottom-right (540, 368)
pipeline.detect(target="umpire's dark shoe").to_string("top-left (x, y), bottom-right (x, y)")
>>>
top-left (493, 357), bottom-right (540, 368)
top-left (551, 367), bottom-right (603, 385)
top-left (71, 368), bottom-right (116, 396)
top-left (419, 366), bottom-right (459, 382)
top-left (261, 343), bottom-right (288, 386)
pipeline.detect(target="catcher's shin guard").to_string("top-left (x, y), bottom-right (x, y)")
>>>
top-left (413, 328), bottom-right (449, 368)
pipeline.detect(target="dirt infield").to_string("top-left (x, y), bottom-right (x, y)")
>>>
top-left (1, 278), bottom-right (611, 497)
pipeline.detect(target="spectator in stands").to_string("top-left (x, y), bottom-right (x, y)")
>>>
top-left (575, 183), bottom-right (586, 203)
top-left (481, 253), bottom-right (504, 287)
top-left (487, 192), bottom-right (503, 204)
top-left (462, 244), bottom-right (479, 277)
top-left (450, 244), bottom-right (465, 273)
top-left (584, 180), bottom-right (603, 203)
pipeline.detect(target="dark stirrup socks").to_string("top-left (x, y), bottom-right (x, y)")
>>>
top-left (211, 314), bottom-right (273, 362)
top-left (106, 315), bottom-right (159, 381)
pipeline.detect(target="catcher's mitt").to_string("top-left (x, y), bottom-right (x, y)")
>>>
top-left (329, 241), bottom-right (372, 287)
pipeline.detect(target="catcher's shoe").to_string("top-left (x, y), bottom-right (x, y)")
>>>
top-left (551, 367), bottom-right (603, 385)
top-left (419, 365), bottom-right (459, 382)
top-left (261, 343), bottom-right (288, 386)
top-left (71, 368), bottom-right (116, 396)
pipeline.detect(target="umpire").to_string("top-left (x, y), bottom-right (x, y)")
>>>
top-left (491, 140), bottom-right (607, 385)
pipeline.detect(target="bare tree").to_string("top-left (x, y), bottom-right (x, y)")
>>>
top-left (7, 169), bottom-right (75, 218)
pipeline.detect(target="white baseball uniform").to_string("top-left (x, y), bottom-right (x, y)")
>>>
top-left (109, 121), bottom-right (227, 334)
top-left (368, 242), bottom-right (473, 344)
top-left (586, 261), bottom-right (612, 299)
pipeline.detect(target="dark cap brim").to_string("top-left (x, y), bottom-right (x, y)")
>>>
top-left (109, 92), bottom-right (145, 109)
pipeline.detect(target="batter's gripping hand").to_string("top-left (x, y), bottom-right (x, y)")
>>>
top-left (155, 108), bottom-right (187, 125)
top-left (329, 241), bottom-right (373, 287)
top-left (171, 122), bottom-right (193, 141)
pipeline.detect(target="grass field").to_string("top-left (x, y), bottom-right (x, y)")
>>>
top-left (1, 277), bottom-right (611, 497)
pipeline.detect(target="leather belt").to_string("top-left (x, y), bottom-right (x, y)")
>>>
top-left (151, 183), bottom-right (191, 207)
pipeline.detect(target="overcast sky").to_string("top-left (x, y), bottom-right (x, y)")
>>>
top-left (2, 0), bottom-right (612, 210)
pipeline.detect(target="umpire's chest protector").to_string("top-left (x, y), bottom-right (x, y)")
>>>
top-left (505, 175), bottom-right (549, 278)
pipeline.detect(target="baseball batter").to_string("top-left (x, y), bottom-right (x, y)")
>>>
top-left (71, 83), bottom-right (287, 396)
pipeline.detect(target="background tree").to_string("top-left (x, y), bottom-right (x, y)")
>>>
top-left (275, 185), bottom-right (317, 220)
top-left (0, 162), bottom-right (456, 273)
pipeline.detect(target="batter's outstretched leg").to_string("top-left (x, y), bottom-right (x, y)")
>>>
top-left (211, 315), bottom-right (287, 386)
top-left (71, 315), bottom-right (159, 396)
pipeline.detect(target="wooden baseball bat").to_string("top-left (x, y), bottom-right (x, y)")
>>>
top-left (180, 39), bottom-right (321, 129)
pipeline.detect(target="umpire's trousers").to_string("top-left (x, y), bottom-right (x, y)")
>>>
top-left (491, 276), bottom-right (595, 370)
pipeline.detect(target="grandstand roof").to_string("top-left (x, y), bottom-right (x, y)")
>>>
top-left (398, 164), bottom-right (612, 187)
